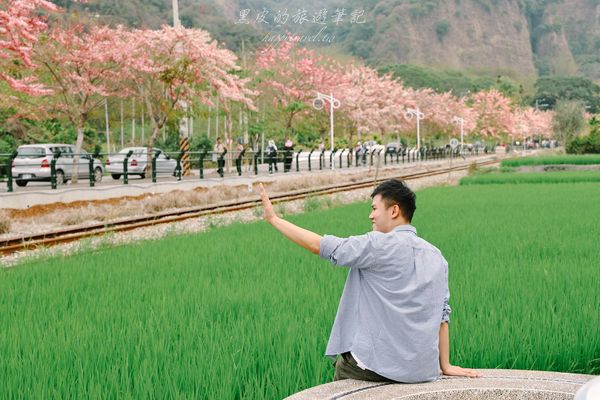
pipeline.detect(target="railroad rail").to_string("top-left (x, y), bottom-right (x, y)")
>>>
top-left (1, 159), bottom-right (499, 255)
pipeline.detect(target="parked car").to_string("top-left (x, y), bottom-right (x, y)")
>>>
top-left (106, 147), bottom-right (177, 180)
top-left (385, 142), bottom-right (400, 154)
top-left (11, 144), bottom-right (104, 187)
top-left (364, 140), bottom-right (385, 153)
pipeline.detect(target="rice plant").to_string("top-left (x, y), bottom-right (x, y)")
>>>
top-left (0, 182), bottom-right (598, 398)
top-left (501, 154), bottom-right (600, 167)
top-left (460, 170), bottom-right (600, 185)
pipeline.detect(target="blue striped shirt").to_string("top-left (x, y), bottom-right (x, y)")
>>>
top-left (319, 224), bottom-right (451, 383)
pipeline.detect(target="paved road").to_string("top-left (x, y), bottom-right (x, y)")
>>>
top-left (0, 151), bottom-right (513, 209)
top-left (1, 153), bottom-right (455, 194)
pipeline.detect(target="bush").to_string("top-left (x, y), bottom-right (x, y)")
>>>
top-left (303, 196), bottom-right (322, 212)
top-left (566, 117), bottom-right (600, 154)
top-left (155, 131), bottom-right (184, 153)
top-left (0, 135), bottom-right (17, 179)
top-left (189, 134), bottom-right (213, 153)
top-left (0, 134), bottom-right (17, 154)
top-left (435, 21), bottom-right (451, 41)
top-left (566, 135), bottom-right (600, 154)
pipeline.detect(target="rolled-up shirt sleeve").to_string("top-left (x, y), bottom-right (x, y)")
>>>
top-left (442, 261), bottom-right (452, 323)
top-left (319, 233), bottom-right (381, 269)
top-left (442, 294), bottom-right (452, 323)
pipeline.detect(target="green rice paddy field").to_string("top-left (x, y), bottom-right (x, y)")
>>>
top-left (461, 170), bottom-right (600, 185)
top-left (501, 154), bottom-right (600, 167)
top-left (1, 181), bottom-right (599, 398)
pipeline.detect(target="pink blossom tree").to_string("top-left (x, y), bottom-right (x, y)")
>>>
top-left (0, 0), bottom-right (58, 96)
top-left (471, 89), bottom-right (515, 139)
top-left (515, 108), bottom-right (554, 140)
top-left (33, 24), bottom-right (130, 182)
top-left (338, 65), bottom-right (415, 146)
top-left (254, 36), bottom-right (345, 140)
top-left (121, 25), bottom-right (255, 173)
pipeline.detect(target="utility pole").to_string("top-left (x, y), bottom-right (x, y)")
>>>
top-left (172, 0), bottom-right (190, 175)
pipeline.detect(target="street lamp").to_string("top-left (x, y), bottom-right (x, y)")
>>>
top-left (519, 124), bottom-right (528, 155)
top-left (405, 107), bottom-right (424, 152)
top-left (172, 0), bottom-right (181, 27)
top-left (313, 92), bottom-right (340, 169)
top-left (452, 116), bottom-right (465, 154)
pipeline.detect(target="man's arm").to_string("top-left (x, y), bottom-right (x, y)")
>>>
top-left (259, 183), bottom-right (322, 254)
top-left (439, 322), bottom-right (483, 378)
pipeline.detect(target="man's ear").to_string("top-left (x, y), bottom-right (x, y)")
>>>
top-left (391, 204), bottom-right (402, 219)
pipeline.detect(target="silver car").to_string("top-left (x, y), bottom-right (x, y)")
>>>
top-left (106, 147), bottom-right (177, 179)
top-left (11, 144), bottom-right (104, 187)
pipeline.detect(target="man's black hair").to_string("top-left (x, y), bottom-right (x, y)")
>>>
top-left (371, 179), bottom-right (416, 222)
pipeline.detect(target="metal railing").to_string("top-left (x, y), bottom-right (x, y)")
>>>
top-left (1, 144), bottom-right (492, 192)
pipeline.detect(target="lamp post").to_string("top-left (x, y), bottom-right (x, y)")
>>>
top-left (405, 107), bottom-right (424, 154)
top-left (171, 0), bottom-right (191, 175)
top-left (520, 124), bottom-right (527, 155)
top-left (452, 116), bottom-right (465, 154)
top-left (313, 92), bottom-right (340, 169)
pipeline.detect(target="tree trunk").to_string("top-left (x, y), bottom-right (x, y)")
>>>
top-left (143, 89), bottom-right (160, 178)
top-left (146, 122), bottom-right (162, 178)
top-left (225, 111), bottom-right (232, 173)
top-left (71, 124), bottom-right (85, 184)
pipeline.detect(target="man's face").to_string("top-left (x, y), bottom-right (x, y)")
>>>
top-left (369, 194), bottom-right (399, 233)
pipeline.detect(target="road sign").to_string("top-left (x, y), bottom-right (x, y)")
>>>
top-left (450, 138), bottom-right (459, 149)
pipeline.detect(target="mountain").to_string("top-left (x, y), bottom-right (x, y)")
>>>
top-left (56, 0), bottom-right (600, 81)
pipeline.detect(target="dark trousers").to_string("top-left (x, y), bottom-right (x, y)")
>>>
top-left (334, 352), bottom-right (394, 382)
top-left (217, 159), bottom-right (225, 177)
top-left (268, 154), bottom-right (278, 173)
top-left (283, 150), bottom-right (292, 172)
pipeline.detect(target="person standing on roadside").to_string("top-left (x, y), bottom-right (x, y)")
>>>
top-left (235, 139), bottom-right (245, 176)
top-left (258, 179), bottom-right (482, 383)
top-left (354, 141), bottom-right (362, 166)
top-left (213, 137), bottom-right (227, 177)
top-left (283, 137), bottom-right (294, 172)
top-left (266, 139), bottom-right (278, 174)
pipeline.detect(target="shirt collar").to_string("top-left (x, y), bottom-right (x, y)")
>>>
top-left (391, 224), bottom-right (417, 235)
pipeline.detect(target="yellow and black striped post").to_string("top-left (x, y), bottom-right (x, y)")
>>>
top-left (179, 136), bottom-right (190, 176)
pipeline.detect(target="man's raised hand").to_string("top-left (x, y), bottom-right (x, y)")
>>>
top-left (259, 183), bottom-right (276, 223)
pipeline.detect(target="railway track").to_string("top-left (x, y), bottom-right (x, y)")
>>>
top-left (1, 158), bottom-right (499, 255)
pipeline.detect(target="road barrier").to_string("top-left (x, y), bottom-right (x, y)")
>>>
top-left (2, 144), bottom-right (496, 192)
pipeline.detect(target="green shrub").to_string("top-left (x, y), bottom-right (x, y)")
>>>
top-left (0, 136), bottom-right (16, 179)
top-left (189, 134), bottom-right (213, 153)
top-left (303, 196), bottom-right (322, 212)
top-left (435, 21), bottom-right (451, 41)
top-left (566, 117), bottom-right (600, 154)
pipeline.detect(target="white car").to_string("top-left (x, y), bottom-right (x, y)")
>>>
top-left (11, 144), bottom-right (104, 187)
top-left (106, 147), bottom-right (177, 179)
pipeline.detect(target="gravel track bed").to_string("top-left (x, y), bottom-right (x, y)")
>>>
top-left (1, 166), bottom-right (469, 268)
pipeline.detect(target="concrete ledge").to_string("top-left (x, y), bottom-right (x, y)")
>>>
top-left (285, 369), bottom-right (596, 399)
